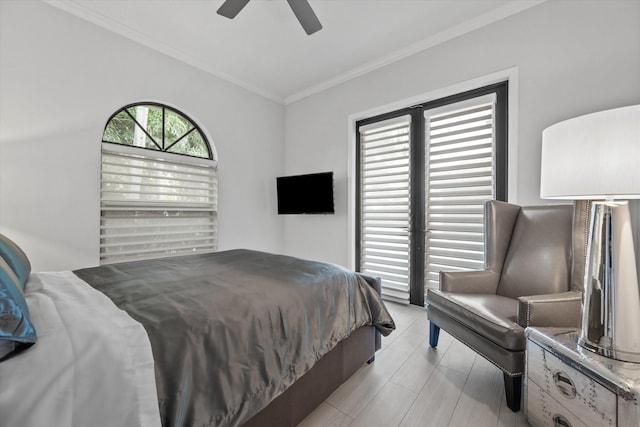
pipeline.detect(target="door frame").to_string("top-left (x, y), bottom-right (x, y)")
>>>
top-left (349, 69), bottom-right (517, 305)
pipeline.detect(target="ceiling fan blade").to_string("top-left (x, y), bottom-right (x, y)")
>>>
top-left (217, 0), bottom-right (251, 19)
top-left (286, 0), bottom-right (322, 35)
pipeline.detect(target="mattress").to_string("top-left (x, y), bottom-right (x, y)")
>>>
top-left (0, 249), bottom-right (395, 427)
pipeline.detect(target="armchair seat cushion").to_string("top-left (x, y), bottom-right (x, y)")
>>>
top-left (427, 289), bottom-right (525, 351)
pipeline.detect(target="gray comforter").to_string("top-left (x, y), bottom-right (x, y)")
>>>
top-left (74, 249), bottom-right (395, 427)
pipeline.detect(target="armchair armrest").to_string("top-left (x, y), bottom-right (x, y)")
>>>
top-left (439, 270), bottom-right (500, 294)
top-left (517, 291), bottom-right (582, 328)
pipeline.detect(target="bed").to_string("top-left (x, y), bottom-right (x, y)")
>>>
top-left (0, 237), bottom-right (395, 427)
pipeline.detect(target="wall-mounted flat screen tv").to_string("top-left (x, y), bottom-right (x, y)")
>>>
top-left (277, 172), bottom-right (335, 214)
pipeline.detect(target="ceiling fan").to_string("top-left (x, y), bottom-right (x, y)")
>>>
top-left (217, 0), bottom-right (323, 35)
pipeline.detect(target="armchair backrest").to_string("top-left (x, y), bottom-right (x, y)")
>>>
top-left (483, 200), bottom-right (521, 279)
top-left (496, 204), bottom-right (573, 298)
top-left (481, 200), bottom-right (581, 299)
top-left (570, 200), bottom-right (591, 294)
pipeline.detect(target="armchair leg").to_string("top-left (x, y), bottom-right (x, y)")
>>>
top-left (429, 322), bottom-right (440, 347)
top-left (503, 373), bottom-right (522, 412)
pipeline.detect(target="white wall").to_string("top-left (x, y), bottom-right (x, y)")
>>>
top-left (0, 0), bottom-right (285, 271)
top-left (283, 0), bottom-right (640, 268)
top-left (1, 1), bottom-right (638, 273)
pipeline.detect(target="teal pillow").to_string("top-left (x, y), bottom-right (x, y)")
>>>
top-left (0, 257), bottom-right (37, 361)
top-left (0, 233), bottom-right (31, 289)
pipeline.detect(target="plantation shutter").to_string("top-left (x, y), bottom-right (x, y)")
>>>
top-left (100, 144), bottom-right (218, 264)
top-left (424, 94), bottom-right (497, 292)
top-left (359, 115), bottom-right (412, 304)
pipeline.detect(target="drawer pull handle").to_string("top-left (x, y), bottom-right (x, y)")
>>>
top-left (553, 371), bottom-right (576, 399)
top-left (553, 414), bottom-right (572, 427)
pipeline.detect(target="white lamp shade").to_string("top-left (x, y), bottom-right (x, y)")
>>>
top-left (540, 104), bottom-right (640, 200)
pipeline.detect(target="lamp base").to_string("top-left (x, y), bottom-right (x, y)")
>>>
top-left (579, 201), bottom-right (640, 363)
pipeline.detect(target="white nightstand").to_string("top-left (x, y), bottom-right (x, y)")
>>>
top-left (525, 327), bottom-right (640, 427)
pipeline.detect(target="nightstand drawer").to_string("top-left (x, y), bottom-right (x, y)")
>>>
top-left (527, 380), bottom-right (588, 427)
top-left (527, 342), bottom-right (616, 426)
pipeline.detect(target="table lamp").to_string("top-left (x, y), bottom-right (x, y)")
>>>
top-left (540, 104), bottom-right (640, 362)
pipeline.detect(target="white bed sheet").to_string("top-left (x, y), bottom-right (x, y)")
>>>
top-left (0, 271), bottom-right (161, 427)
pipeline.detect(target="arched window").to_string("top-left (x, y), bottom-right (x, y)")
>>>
top-left (100, 103), bottom-right (217, 264)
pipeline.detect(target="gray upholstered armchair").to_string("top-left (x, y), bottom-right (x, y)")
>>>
top-left (426, 200), bottom-right (589, 412)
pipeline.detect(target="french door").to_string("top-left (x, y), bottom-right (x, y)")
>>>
top-left (356, 82), bottom-right (508, 305)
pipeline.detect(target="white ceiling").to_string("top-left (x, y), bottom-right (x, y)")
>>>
top-left (45, 0), bottom-right (545, 104)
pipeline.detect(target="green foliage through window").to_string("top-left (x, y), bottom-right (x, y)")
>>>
top-left (103, 103), bottom-right (212, 159)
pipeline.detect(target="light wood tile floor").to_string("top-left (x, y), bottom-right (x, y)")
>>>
top-left (299, 302), bottom-right (530, 427)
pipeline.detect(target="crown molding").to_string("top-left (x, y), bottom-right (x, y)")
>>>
top-left (43, 0), bottom-right (545, 106)
top-left (42, 0), bottom-right (285, 104)
top-left (284, 0), bottom-right (545, 105)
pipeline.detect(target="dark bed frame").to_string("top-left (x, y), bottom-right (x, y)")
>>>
top-left (242, 277), bottom-right (383, 427)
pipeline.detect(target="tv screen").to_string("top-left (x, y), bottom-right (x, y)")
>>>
top-left (277, 172), bottom-right (335, 214)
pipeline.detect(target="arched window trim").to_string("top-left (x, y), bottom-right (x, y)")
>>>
top-left (102, 102), bottom-right (214, 161)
